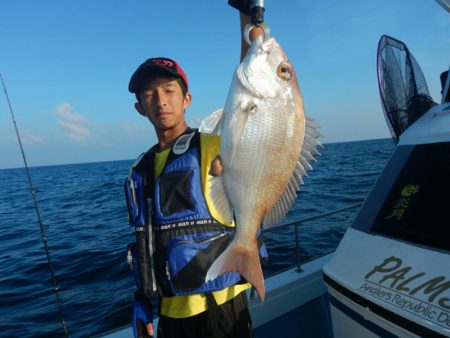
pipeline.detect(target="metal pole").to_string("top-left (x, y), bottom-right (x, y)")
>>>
top-left (294, 221), bottom-right (303, 272)
top-left (290, 202), bottom-right (363, 273)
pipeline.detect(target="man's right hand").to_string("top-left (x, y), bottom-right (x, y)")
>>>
top-left (145, 323), bottom-right (154, 337)
top-left (132, 298), bottom-right (154, 338)
top-left (228, 0), bottom-right (251, 15)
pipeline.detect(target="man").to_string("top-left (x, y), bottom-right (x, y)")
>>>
top-left (124, 2), bottom-right (265, 338)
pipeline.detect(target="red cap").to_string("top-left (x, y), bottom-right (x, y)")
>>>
top-left (128, 57), bottom-right (188, 93)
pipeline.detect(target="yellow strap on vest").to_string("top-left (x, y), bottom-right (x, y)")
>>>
top-left (160, 283), bottom-right (250, 318)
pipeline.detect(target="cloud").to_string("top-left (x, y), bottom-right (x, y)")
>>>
top-left (54, 103), bottom-right (90, 141)
top-left (21, 129), bottom-right (44, 145)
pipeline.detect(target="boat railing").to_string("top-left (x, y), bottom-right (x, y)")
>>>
top-left (265, 202), bottom-right (363, 274)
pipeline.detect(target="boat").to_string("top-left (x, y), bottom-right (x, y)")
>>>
top-left (323, 33), bottom-right (450, 338)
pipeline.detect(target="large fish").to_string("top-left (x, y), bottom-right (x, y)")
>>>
top-left (200, 35), bottom-right (321, 301)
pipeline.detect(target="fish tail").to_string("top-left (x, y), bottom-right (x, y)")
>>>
top-left (206, 240), bottom-right (265, 301)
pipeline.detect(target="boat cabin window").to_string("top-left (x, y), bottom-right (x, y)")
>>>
top-left (352, 142), bottom-right (450, 252)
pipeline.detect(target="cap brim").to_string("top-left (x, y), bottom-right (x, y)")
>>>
top-left (128, 66), bottom-right (181, 93)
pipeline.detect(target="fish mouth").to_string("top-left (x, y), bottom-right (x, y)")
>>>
top-left (260, 37), bottom-right (277, 51)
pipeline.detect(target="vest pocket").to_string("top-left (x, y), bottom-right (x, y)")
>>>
top-left (159, 170), bottom-right (195, 216)
top-left (124, 175), bottom-right (147, 227)
top-left (165, 230), bottom-right (240, 295)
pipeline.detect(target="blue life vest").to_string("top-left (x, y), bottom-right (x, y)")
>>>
top-left (125, 129), bottom-right (263, 297)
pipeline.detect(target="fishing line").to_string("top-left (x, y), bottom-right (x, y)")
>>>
top-left (0, 73), bottom-right (70, 338)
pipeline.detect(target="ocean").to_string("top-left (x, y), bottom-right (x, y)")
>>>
top-left (0, 138), bottom-right (394, 338)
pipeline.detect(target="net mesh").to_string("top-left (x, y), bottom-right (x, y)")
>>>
top-left (377, 35), bottom-right (435, 141)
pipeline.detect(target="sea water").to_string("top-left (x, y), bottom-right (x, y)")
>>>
top-left (0, 138), bottom-right (394, 337)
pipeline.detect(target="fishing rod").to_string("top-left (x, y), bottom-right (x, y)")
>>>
top-left (0, 73), bottom-right (70, 338)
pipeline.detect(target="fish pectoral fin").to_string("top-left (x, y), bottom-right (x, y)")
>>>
top-left (205, 241), bottom-right (266, 302)
top-left (209, 176), bottom-right (234, 224)
top-left (263, 116), bottom-right (323, 229)
top-left (199, 108), bottom-right (224, 135)
top-left (227, 102), bottom-right (252, 166)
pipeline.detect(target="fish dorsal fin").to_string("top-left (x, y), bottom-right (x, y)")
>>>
top-left (199, 108), bottom-right (224, 135)
top-left (263, 116), bottom-right (323, 229)
top-left (209, 176), bottom-right (234, 225)
top-left (262, 161), bottom-right (305, 228)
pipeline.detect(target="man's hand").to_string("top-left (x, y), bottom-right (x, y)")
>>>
top-left (145, 323), bottom-right (154, 337)
top-left (132, 298), bottom-right (154, 338)
top-left (209, 155), bottom-right (224, 177)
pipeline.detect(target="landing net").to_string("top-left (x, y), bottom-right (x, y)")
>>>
top-left (377, 35), bottom-right (435, 142)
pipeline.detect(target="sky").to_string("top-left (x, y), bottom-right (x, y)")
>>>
top-left (0, 0), bottom-right (449, 169)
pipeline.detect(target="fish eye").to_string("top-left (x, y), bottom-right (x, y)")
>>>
top-left (277, 62), bottom-right (292, 80)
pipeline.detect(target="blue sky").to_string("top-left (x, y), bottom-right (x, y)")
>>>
top-left (0, 0), bottom-right (449, 169)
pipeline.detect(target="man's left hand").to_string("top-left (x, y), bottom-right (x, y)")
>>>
top-left (209, 155), bottom-right (224, 177)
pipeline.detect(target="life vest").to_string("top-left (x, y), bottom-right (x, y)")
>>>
top-left (125, 129), bottom-right (262, 298)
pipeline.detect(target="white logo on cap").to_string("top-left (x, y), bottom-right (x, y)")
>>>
top-left (173, 132), bottom-right (195, 155)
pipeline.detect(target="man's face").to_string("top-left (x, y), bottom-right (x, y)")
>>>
top-left (135, 76), bottom-right (191, 132)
